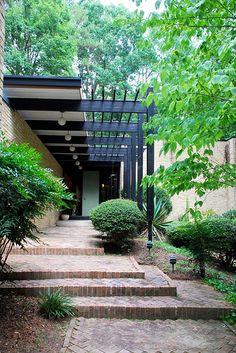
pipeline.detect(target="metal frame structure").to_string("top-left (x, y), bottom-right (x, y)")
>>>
top-left (3, 75), bottom-right (156, 246)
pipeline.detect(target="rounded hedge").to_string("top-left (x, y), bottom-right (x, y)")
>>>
top-left (90, 199), bottom-right (144, 238)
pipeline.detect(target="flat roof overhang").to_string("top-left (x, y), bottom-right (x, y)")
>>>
top-left (3, 75), bottom-right (147, 173)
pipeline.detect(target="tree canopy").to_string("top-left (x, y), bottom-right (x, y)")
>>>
top-left (142, 0), bottom-right (236, 201)
top-left (5, 0), bottom-right (76, 75)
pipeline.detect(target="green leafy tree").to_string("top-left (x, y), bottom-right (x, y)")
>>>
top-left (5, 0), bottom-right (76, 75)
top-left (0, 136), bottom-right (74, 271)
top-left (72, 0), bottom-right (157, 96)
top-left (141, 0), bottom-right (236, 200)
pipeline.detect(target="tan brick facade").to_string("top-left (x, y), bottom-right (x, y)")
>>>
top-left (1, 101), bottom-right (63, 228)
top-left (0, 0), bottom-right (5, 127)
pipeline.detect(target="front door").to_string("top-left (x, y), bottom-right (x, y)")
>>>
top-left (82, 171), bottom-right (99, 216)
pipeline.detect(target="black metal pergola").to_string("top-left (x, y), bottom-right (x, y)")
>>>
top-left (3, 75), bottom-right (156, 247)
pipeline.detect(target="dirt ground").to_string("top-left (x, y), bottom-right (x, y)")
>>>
top-left (0, 294), bottom-right (68, 353)
top-left (0, 239), bottom-right (198, 353)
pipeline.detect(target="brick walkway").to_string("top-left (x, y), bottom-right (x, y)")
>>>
top-left (61, 317), bottom-right (236, 353)
top-left (3, 220), bottom-right (236, 352)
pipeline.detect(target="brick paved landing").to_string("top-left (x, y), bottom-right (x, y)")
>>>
top-left (61, 318), bottom-right (236, 353)
top-left (11, 220), bottom-right (104, 255)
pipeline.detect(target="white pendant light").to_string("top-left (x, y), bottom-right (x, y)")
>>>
top-left (65, 131), bottom-right (72, 141)
top-left (75, 160), bottom-right (80, 166)
top-left (69, 145), bottom-right (75, 152)
top-left (78, 166), bottom-right (83, 170)
top-left (58, 111), bottom-right (66, 126)
top-left (72, 154), bottom-right (78, 160)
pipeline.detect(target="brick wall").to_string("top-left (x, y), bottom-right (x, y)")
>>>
top-left (1, 101), bottom-right (63, 228)
top-left (0, 0), bottom-right (5, 127)
top-left (142, 139), bottom-right (236, 219)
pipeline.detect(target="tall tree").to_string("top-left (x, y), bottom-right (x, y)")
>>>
top-left (72, 0), bottom-right (157, 96)
top-left (5, 0), bottom-right (76, 76)
top-left (141, 0), bottom-right (236, 201)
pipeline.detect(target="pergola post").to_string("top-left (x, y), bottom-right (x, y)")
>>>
top-left (137, 114), bottom-right (144, 210)
top-left (146, 89), bottom-right (155, 249)
top-left (127, 146), bottom-right (131, 199)
top-left (131, 133), bottom-right (136, 201)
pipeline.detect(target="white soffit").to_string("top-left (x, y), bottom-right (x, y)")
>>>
top-left (4, 86), bottom-right (81, 100)
top-left (19, 110), bottom-right (84, 121)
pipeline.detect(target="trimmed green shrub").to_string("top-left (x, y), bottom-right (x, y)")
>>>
top-left (90, 199), bottom-right (145, 246)
top-left (166, 216), bottom-right (236, 276)
top-left (39, 289), bottom-right (74, 319)
top-left (222, 209), bottom-right (236, 220)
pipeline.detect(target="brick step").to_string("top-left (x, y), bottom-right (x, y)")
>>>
top-left (4, 255), bottom-right (145, 280)
top-left (10, 247), bottom-right (104, 256)
top-left (0, 277), bottom-right (176, 297)
top-left (71, 296), bottom-right (234, 321)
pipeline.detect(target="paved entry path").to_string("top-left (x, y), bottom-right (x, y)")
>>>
top-left (5, 220), bottom-right (236, 353)
top-left (61, 317), bottom-right (236, 353)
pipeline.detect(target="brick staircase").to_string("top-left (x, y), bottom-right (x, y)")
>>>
top-left (1, 221), bottom-right (234, 320)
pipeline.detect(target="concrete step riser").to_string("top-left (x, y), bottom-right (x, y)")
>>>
top-left (75, 306), bottom-right (233, 320)
top-left (1, 286), bottom-right (177, 297)
top-left (3, 271), bottom-right (145, 281)
top-left (10, 248), bottom-right (104, 255)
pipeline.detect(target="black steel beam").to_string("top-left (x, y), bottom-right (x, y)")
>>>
top-left (57, 155), bottom-right (123, 162)
top-left (40, 135), bottom-right (133, 145)
top-left (137, 114), bottom-right (144, 210)
top-left (4, 75), bottom-right (82, 88)
top-left (51, 147), bottom-right (129, 155)
top-left (27, 120), bottom-right (138, 133)
top-left (146, 89), bottom-right (156, 247)
top-left (131, 133), bottom-right (137, 201)
top-left (9, 98), bottom-right (147, 113)
top-left (126, 146), bottom-right (131, 199)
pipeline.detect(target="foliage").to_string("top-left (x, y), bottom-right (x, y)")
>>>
top-left (71, 0), bottom-right (157, 97)
top-left (167, 216), bottom-right (236, 276)
top-left (142, 185), bottom-right (172, 216)
top-left (0, 137), bottom-right (73, 270)
top-left (142, 0), bottom-right (236, 199)
top-left (154, 240), bottom-right (192, 258)
top-left (142, 198), bottom-right (171, 241)
top-left (90, 199), bottom-right (145, 245)
top-left (222, 209), bottom-right (236, 220)
top-left (5, 0), bottom-right (76, 75)
top-left (39, 289), bottom-right (74, 319)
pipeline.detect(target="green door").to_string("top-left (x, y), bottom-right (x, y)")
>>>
top-left (82, 171), bottom-right (99, 216)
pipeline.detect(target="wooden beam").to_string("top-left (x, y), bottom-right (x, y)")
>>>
top-left (40, 135), bottom-right (133, 145)
top-left (9, 98), bottom-right (148, 113)
top-left (27, 120), bottom-right (138, 133)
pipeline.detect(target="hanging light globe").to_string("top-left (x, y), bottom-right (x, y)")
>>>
top-left (75, 160), bottom-right (80, 166)
top-left (72, 154), bottom-right (78, 160)
top-left (69, 145), bottom-right (75, 152)
top-left (58, 112), bottom-right (66, 126)
top-left (78, 166), bottom-right (83, 170)
top-left (65, 132), bottom-right (72, 141)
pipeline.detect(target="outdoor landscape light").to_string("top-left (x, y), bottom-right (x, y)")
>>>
top-left (69, 145), bottom-right (75, 152)
top-left (75, 160), bottom-right (80, 165)
top-left (72, 154), bottom-right (78, 160)
top-left (146, 240), bottom-right (153, 252)
top-left (169, 255), bottom-right (177, 272)
top-left (65, 132), bottom-right (72, 141)
top-left (58, 111), bottom-right (66, 126)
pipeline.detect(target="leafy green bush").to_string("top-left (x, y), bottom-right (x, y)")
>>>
top-left (222, 209), bottom-right (236, 220)
top-left (39, 289), bottom-right (74, 319)
top-left (90, 199), bottom-right (144, 245)
top-left (166, 216), bottom-right (236, 276)
top-left (0, 137), bottom-right (73, 270)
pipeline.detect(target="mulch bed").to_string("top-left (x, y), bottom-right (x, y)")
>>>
top-left (131, 239), bottom-right (200, 280)
top-left (0, 294), bottom-right (68, 353)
